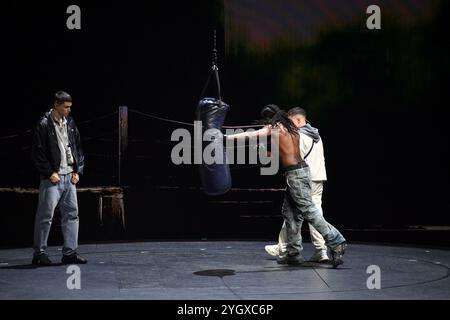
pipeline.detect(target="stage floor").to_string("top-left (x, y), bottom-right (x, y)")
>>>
top-left (0, 241), bottom-right (449, 300)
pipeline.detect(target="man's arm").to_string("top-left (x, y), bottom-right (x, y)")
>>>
top-left (31, 122), bottom-right (54, 178)
top-left (226, 125), bottom-right (271, 141)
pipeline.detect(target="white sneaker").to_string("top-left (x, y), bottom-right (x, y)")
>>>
top-left (264, 245), bottom-right (280, 257)
top-left (309, 250), bottom-right (330, 263)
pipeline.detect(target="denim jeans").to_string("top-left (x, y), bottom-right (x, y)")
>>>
top-left (282, 165), bottom-right (345, 256)
top-left (33, 173), bottom-right (79, 256)
top-left (278, 181), bottom-right (327, 253)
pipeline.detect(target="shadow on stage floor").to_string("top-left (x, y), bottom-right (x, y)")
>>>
top-left (1, 241), bottom-right (449, 300)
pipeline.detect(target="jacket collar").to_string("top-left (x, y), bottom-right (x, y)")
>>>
top-left (45, 109), bottom-right (72, 126)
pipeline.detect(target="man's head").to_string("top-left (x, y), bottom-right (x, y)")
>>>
top-left (288, 107), bottom-right (307, 128)
top-left (260, 104), bottom-right (280, 124)
top-left (52, 91), bottom-right (72, 119)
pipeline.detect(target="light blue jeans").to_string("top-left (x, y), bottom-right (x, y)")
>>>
top-left (33, 173), bottom-right (79, 256)
top-left (282, 164), bottom-right (345, 256)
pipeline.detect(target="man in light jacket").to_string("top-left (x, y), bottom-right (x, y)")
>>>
top-left (265, 107), bottom-right (330, 262)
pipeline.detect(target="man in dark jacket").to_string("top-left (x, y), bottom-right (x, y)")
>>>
top-left (31, 91), bottom-right (87, 266)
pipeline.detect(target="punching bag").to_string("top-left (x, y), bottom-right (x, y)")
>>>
top-left (196, 97), bottom-right (232, 196)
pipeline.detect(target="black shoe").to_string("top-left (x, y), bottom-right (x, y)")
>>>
top-left (277, 254), bottom-right (305, 265)
top-left (62, 253), bottom-right (87, 264)
top-left (330, 242), bottom-right (347, 268)
top-left (32, 253), bottom-right (53, 266)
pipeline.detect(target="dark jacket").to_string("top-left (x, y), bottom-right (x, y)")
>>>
top-left (31, 110), bottom-right (85, 178)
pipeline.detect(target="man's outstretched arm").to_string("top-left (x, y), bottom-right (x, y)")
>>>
top-left (225, 125), bottom-right (272, 141)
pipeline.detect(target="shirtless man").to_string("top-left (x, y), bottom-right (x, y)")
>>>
top-left (266, 107), bottom-right (330, 263)
top-left (226, 110), bottom-right (347, 267)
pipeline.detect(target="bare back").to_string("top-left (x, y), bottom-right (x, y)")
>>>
top-left (272, 124), bottom-right (302, 168)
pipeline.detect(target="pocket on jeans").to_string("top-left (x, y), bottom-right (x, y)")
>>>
top-left (42, 179), bottom-right (55, 187)
top-left (286, 176), bottom-right (300, 191)
top-left (286, 177), bottom-right (292, 190)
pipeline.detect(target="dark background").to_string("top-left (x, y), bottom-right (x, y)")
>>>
top-left (0, 0), bottom-right (449, 247)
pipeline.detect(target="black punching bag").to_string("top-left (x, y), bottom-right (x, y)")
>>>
top-left (196, 97), bottom-right (232, 196)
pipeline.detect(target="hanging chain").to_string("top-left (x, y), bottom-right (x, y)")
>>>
top-left (212, 29), bottom-right (218, 71)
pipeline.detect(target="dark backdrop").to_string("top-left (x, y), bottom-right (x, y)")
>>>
top-left (0, 1), bottom-right (449, 247)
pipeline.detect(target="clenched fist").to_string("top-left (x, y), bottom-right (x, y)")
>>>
top-left (71, 172), bottom-right (79, 185)
top-left (50, 173), bottom-right (61, 185)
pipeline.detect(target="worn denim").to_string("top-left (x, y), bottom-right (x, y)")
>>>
top-left (278, 181), bottom-right (327, 252)
top-left (33, 173), bottom-right (79, 256)
top-left (282, 165), bottom-right (345, 256)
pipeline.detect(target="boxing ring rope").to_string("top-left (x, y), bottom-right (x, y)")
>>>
top-left (0, 106), bottom-right (275, 182)
top-left (0, 186), bottom-right (125, 229)
top-left (0, 113), bottom-right (118, 141)
top-left (77, 111), bottom-right (118, 125)
top-left (0, 106), bottom-right (273, 173)
top-left (153, 186), bottom-right (284, 192)
top-left (0, 129), bottom-right (32, 140)
top-left (0, 105), bottom-right (283, 233)
top-left (0, 111), bottom-right (125, 229)
top-left (128, 108), bottom-right (264, 130)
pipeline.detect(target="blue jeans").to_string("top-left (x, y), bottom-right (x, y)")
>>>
top-left (282, 164), bottom-right (345, 256)
top-left (33, 173), bottom-right (79, 256)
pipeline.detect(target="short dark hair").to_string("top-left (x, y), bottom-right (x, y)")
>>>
top-left (53, 91), bottom-right (72, 105)
top-left (288, 107), bottom-right (307, 118)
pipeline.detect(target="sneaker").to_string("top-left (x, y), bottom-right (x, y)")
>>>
top-left (62, 253), bottom-right (88, 265)
top-left (309, 250), bottom-right (330, 263)
top-left (264, 245), bottom-right (280, 257)
top-left (329, 242), bottom-right (347, 268)
top-left (277, 254), bottom-right (305, 265)
top-left (32, 253), bottom-right (53, 266)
